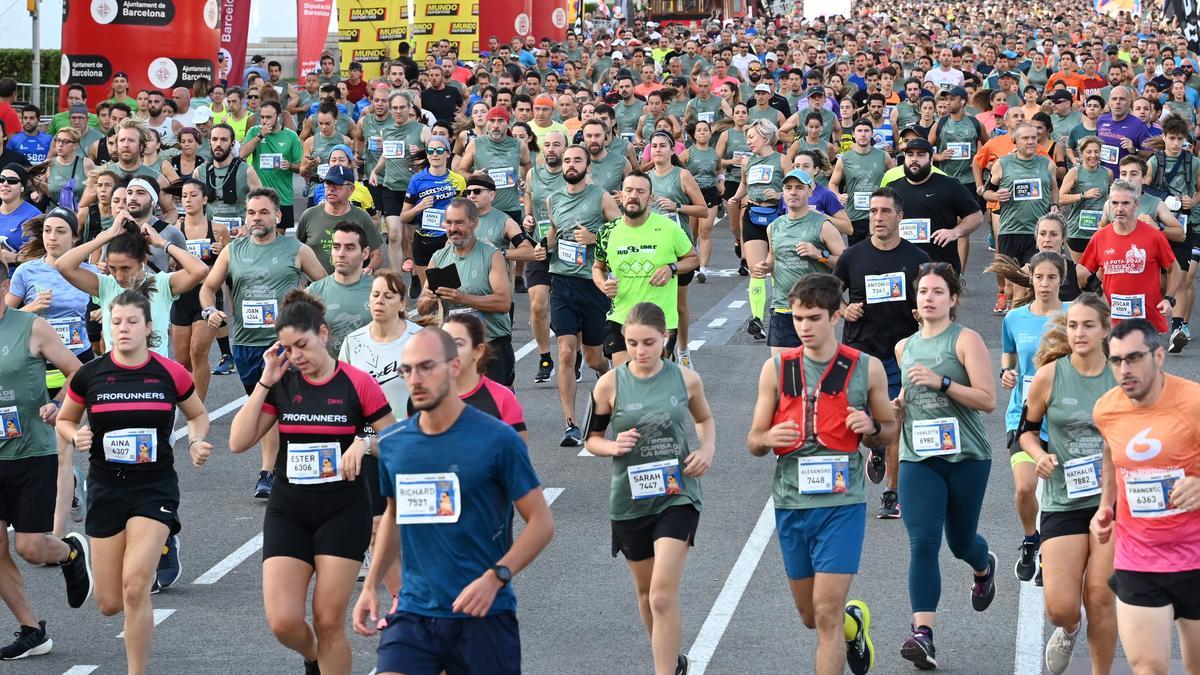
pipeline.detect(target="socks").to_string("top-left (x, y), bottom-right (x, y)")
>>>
top-left (1172, 316), bottom-right (1185, 329)
top-left (216, 335), bottom-right (232, 358)
top-left (539, 351), bottom-right (552, 363)
top-left (1024, 531), bottom-right (1040, 546)
top-left (748, 277), bottom-right (766, 321)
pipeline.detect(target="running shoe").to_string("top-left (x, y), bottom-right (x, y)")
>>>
top-left (675, 654), bottom-right (690, 675)
top-left (70, 466), bottom-right (86, 523)
top-left (560, 422), bottom-right (583, 447)
top-left (1184, 324), bottom-right (1193, 341)
top-left (844, 600), bottom-right (875, 674)
top-left (877, 490), bottom-right (900, 519)
top-left (866, 447), bottom-right (886, 485)
top-left (993, 291), bottom-right (1009, 315)
top-left (304, 658), bottom-right (320, 675)
top-left (738, 259), bottom-right (749, 276)
top-left (959, 273), bottom-right (967, 291)
top-left (61, 532), bottom-right (93, 609)
top-left (987, 232), bottom-right (996, 251)
top-left (1044, 625), bottom-right (1078, 675)
top-left (679, 352), bottom-right (692, 369)
top-left (358, 549), bottom-right (371, 582)
top-left (210, 354), bottom-right (235, 375)
top-left (971, 551), bottom-right (998, 612)
top-left (900, 625), bottom-right (937, 670)
top-left (534, 357), bottom-right (553, 383)
top-left (696, 267), bottom-right (708, 283)
top-left (0, 621), bottom-right (52, 660)
top-left (150, 577), bottom-right (161, 595)
top-left (156, 535), bottom-right (182, 590)
top-left (575, 350), bottom-right (583, 383)
top-left (747, 317), bottom-right (766, 340)
top-left (254, 470), bottom-right (273, 499)
top-left (1014, 538), bottom-right (1039, 582)
top-left (1033, 552), bottom-right (1043, 587)
top-left (514, 276), bottom-right (528, 294)
top-left (408, 275), bottom-right (422, 299)
top-left (1170, 325), bottom-right (1188, 353)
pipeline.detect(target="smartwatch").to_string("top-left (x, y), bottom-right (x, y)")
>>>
top-left (1164, 295), bottom-right (1178, 307)
top-left (201, 306), bottom-right (218, 321)
top-left (940, 375), bottom-right (953, 393)
top-left (491, 564), bottom-right (512, 586)
top-left (668, 262), bottom-right (679, 276)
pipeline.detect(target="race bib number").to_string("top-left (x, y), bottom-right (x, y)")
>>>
top-left (853, 192), bottom-right (872, 210)
top-left (899, 218), bottom-right (931, 243)
top-left (747, 164), bottom-right (774, 185)
top-left (797, 455), bottom-right (852, 495)
top-left (1012, 178), bottom-right (1043, 201)
top-left (557, 239), bottom-right (587, 266)
top-left (102, 428), bottom-right (157, 464)
top-left (1020, 374), bottom-right (1034, 404)
top-left (864, 272), bottom-right (906, 304)
top-left (367, 137), bottom-right (382, 154)
top-left (382, 140), bottom-right (405, 159)
top-left (186, 238), bottom-right (212, 258)
top-left (1124, 467), bottom-right (1185, 518)
top-left (421, 208), bottom-right (447, 233)
top-left (242, 299), bottom-right (279, 328)
top-left (697, 111), bottom-right (715, 123)
top-left (214, 216), bottom-right (242, 233)
top-left (536, 218), bottom-right (551, 238)
top-left (488, 167), bottom-right (516, 189)
top-left (732, 151), bottom-right (753, 162)
top-left (1100, 144), bottom-right (1120, 165)
top-left (1110, 293), bottom-right (1145, 320)
top-left (0, 406), bottom-right (22, 439)
top-left (285, 442), bottom-right (342, 484)
top-left (316, 163), bottom-right (331, 180)
top-left (48, 316), bottom-right (85, 347)
top-left (395, 473), bottom-right (461, 524)
top-left (258, 153), bottom-right (283, 170)
top-left (621, 132), bottom-right (636, 142)
top-left (627, 459), bottom-right (683, 500)
top-left (1063, 453), bottom-right (1102, 499)
top-left (1078, 209), bottom-right (1103, 232)
top-left (946, 142), bottom-right (972, 160)
top-left (912, 417), bottom-right (960, 457)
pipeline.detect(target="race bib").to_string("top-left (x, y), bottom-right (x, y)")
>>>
top-left (214, 216), bottom-right (242, 233)
top-left (421, 208), bottom-right (447, 233)
top-left (0, 406), bottom-right (22, 439)
top-left (1063, 453), bottom-right (1102, 499)
top-left (242, 299), bottom-right (279, 328)
top-left (395, 473), bottom-right (461, 524)
top-left (852, 192), bottom-right (871, 210)
top-left (797, 455), bottom-right (852, 495)
top-left (382, 140), bottom-right (405, 159)
top-left (258, 153), bottom-right (283, 170)
top-left (1012, 178), bottom-right (1043, 201)
top-left (1124, 467), bottom-right (1185, 518)
top-left (316, 163), bottom-right (331, 180)
top-left (102, 428), bottom-right (157, 464)
top-left (697, 111), bottom-right (715, 123)
top-left (1110, 293), bottom-right (1145, 320)
top-left (946, 142), bottom-right (972, 160)
top-left (185, 238), bottom-right (212, 258)
top-left (285, 441), bottom-right (342, 484)
top-left (557, 239), bottom-right (587, 266)
top-left (367, 137), bottom-right (382, 154)
top-left (747, 164), bottom-right (774, 185)
top-left (48, 316), bottom-right (85, 347)
top-left (627, 459), bottom-right (684, 500)
top-left (732, 151), bottom-right (753, 162)
top-left (1020, 374), bottom-right (1034, 404)
top-left (1078, 209), bottom-right (1103, 232)
top-left (899, 218), bottom-right (931, 243)
top-left (912, 417), bottom-right (960, 457)
top-left (1099, 144), bottom-right (1120, 165)
top-left (621, 132), bottom-right (636, 142)
top-left (864, 272), bottom-right (906, 304)
top-left (488, 167), bottom-right (516, 189)
top-left (536, 218), bottom-right (551, 238)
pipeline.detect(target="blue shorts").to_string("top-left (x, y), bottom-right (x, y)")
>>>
top-left (767, 311), bottom-right (801, 348)
top-left (881, 356), bottom-right (900, 400)
top-left (775, 503), bottom-right (867, 580)
top-left (549, 274), bottom-right (608, 347)
top-left (232, 344), bottom-right (269, 394)
top-left (377, 611), bottom-right (520, 675)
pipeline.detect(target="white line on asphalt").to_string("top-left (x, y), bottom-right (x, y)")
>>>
top-left (687, 340), bottom-right (705, 352)
top-left (577, 447), bottom-right (595, 457)
top-left (687, 499), bottom-right (775, 675)
top-left (1014, 582), bottom-right (1045, 674)
top-left (513, 339), bottom-right (538, 363)
top-left (707, 317), bottom-right (727, 328)
top-left (727, 300), bottom-right (746, 309)
top-left (61, 667), bottom-right (99, 675)
top-left (193, 532), bottom-right (264, 585)
top-left (544, 487), bottom-right (564, 506)
top-left (117, 609), bottom-right (175, 638)
top-left (170, 394), bottom-right (248, 443)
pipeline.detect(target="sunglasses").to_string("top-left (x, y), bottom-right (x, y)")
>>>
top-left (54, 138), bottom-right (76, 144)
top-left (918, 261), bottom-right (955, 273)
top-left (0, 176), bottom-right (22, 185)
top-left (247, 95), bottom-right (260, 100)
top-left (425, 146), bottom-right (449, 155)
top-left (464, 188), bottom-right (490, 195)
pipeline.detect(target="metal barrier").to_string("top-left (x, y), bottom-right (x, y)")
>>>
top-left (16, 82), bottom-right (60, 115)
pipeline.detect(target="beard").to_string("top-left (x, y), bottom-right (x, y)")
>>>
top-left (564, 168), bottom-right (586, 184)
top-left (545, 155), bottom-right (562, 169)
top-left (904, 161), bottom-right (932, 182)
top-left (749, 73), bottom-right (762, 82)
top-left (211, 146), bottom-right (230, 162)
top-left (622, 200), bottom-right (647, 219)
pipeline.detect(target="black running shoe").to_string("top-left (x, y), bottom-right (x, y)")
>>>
top-left (0, 621), bottom-right (52, 660)
top-left (877, 489), bottom-right (900, 519)
top-left (675, 654), bottom-right (689, 675)
top-left (156, 534), bottom-right (182, 590)
top-left (254, 470), bottom-right (273, 499)
top-left (408, 275), bottom-right (422, 299)
top-left (738, 259), bottom-right (749, 276)
top-left (534, 357), bottom-right (553, 383)
top-left (1014, 538), bottom-right (1039, 582)
top-left (560, 423), bottom-right (583, 447)
top-left (901, 626), bottom-right (937, 670)
top-left (866, 446), bottom-right (886, 484)
top-left (972, 551), bottom-right (998, 612)
top-left (61, 533), bottom-right (93, 609)
top-left (574, 350), bottom-right (583, 382)
top-left (747, 317), bottom-right (766, 340)
top-left (304, 658), bottom-right (320, 674)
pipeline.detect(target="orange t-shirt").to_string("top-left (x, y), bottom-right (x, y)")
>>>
top-left (1093, 374), bottom-right (1200, 572)
top-left (1044, 71), bottom-right (1087, 100)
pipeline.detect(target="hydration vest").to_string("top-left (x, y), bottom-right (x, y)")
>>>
top-left (771, 344), bottom-right (863, 456)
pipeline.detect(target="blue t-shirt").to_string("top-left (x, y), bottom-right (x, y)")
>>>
top-left (307, 101), bottom-right (357, 123)
top-left (10, 257), bottom-right (100, 355)
top-left (0, 201), bottom-right (42, 269)
top-left (7, 132), bottom-right (52, 164)
top-left (1001, 304), bottom-right (1061, 431)
top-left (808, 184), bottom-right (845, 217)
top-left (376, 405), bottom-right (541, 618)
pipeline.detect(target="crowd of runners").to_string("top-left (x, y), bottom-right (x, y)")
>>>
top-left (2, 0), bottom-right (1200, 673)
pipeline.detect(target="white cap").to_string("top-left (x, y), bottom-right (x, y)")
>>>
top-left (754, 83), bottom-right (772, 93)
top-left (192, 106), bottom-right (213, 124)
top-left (765, 52), bottom-right (778, 61)
top-left (613, 39), bottom-right (625, 46)
top-left (612, 51), bottom-right (624, 60)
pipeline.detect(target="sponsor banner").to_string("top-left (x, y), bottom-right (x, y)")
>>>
top-left (297, 0), bottom-right (335, 78)
top-left (415, 0), bottom-right (480, 59)
top-left (337, 0), bottom-right (404, 80)
top-left (532, 0), bottom-right (567, 41)
top-left (218, 0), bottom-right (252, 86)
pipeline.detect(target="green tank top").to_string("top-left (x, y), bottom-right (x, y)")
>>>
top-left (430, 241), bottom-right (511, 340)
top-left (48, 157), bottom-right (86, 202)
top-left (0, 310), bottom-right (53, 461)
top-left (723, 128), bottom-right (750, 180)
top-left (640, 115), bottom-right (661, 145)
top-left (476, 208), bottom-right (509, 253)
top-left (334, 115), bottom-right (352, 139)
top-left (227, 235), bottom-right (303, 347)
top-left (473, 135), bottom-right (523, 212)
top-left (899, 323), bottom-right (990, 462)
top-left (614, 100), bottom-right (645, 139)
top-left (1042, 356), bottom-right (1116, 512)
top-left (103, 161), bottom-right (159, 182)
top-left (768, 211), bottom-right (828, 309)
top-left (997, 153), bottom-right (1054, 235)
top-left (746, 152), bottom-right (784, 203)
top-left (608, 361), bottom-right (700, 520)
top-left (772, 350), bottom-right (871, 509)
top-left (895, 101), bottom-right (921, 130)
top-left (381, 121), bottom-right (426, 191)
top-left (935, 115), bottom-right (981, 181)
top-left (1137, 194), bottom-right (1162, 222)
top-left (361, 113), bottom-right (391, 172)
top-left (840, 147), bottom-right (887, 220)
top-left (223, 112), bottom-right (251, 141)
top-left (650, 166), bottom-right (694, 243)
top-left (686, 145), bottom-right (718, 188)
top-left (589, 148), bottom-right (627, 194)
top-left (307, 274), bottom-right (373, 357)
top-left (748, 105), bottom-right (779, 125)
top-left (667, 100), bottom-right (688, 121)
top-left (529, 164), bottom-right (565, 239)
top-left (549, 183), bottom-right (606, 278)
top-left (311, 131), bottom-right (342, 166)
top-left (796, 137), bottom-right (827, 155)
top-left (687, 95), bottom-right (723, 124)
top-left (197, 160), bottom-right (250, 223)
top-left (1067, 164), bottom-right (1110, 239)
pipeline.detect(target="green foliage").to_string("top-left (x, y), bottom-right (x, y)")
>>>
top-left (0, 49), bottom-right (62, 84)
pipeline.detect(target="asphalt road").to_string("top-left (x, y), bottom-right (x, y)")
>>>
top-left (8, 221), bottom-right (1195, 674)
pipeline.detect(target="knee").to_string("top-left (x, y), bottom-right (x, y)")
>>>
top-left (647, 587), bottom-right (677, 617)
top-left (121, 573), bottom-right (152, 609)
top-left (268, 611), bottom-right (309, 640)
top-left (813, 602), bottom-right (843, 634)
top-left (585, 353), bottom-right (606, 372)
top-left (798, 610), bottom-right (817, 630)
top-left (1082, 581), bottom-right (1114, 616)
top-left (97, 592), bottom-right (123, 617)
top-left (531, 295), bottom-right (548, 314)
top-left (1044, 598), bottom-right (1081, 629)
top-left (1014, 478), bottom-right (1037, 501)
top-left (189, 344), bottom-right (210, 365)
top-left (312, 608), bottom-right (345, 641)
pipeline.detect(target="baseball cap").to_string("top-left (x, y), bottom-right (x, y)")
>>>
top-left (782, 168), bottom-right (814, 185)
top-left (322, 165), bottom-right (356, 185)
top-left (945, 86), bottom-right (968, 99)
top-left (466, 173), bottom-right (497, 191)
top-left (754, 83), bottom-right (772, 93)
top-left (899, 124), bottom-right (921, 137)
top-left (486, 105), bottom-right (511, 122)
top-left (1000, 49), bottom-right (1019, 59)
top-left (765, 52), bottom-right (778, 61)
top-left (904, 138), bottom-right (934, 153)
top-left (806, 86), bottom-right (826, 97)
top-left (68, 104), bottom-right (89, 116)
top-left (998, 70), bottom-right (1019, 80)
top-left (192, 106), bottom-right (213, 124)
top-left (612, 51), bottom-right (624, 60)
top-left (1048, 90), bottom-right (1073, 103)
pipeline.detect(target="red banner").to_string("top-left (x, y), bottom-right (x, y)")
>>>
top-left (297, 0), bottom-right (334, 78)
top-left (478, 0), bottom-right (531, 45)
top-left (218, 0), bottom-right (252, 86)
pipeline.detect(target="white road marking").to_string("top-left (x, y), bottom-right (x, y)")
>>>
top-left (192, 533), bottom-right (263, 585)
top-left (687, 499), bottom-right (776, 675)
top-left (687, 340), bottom-right (706, 352)
top-left (577, 447), bottom-right (595, 457)
top-left (1014, 581), bottom-right (1045, 674)
top-left (727, 300), bottom-right (746, 309)
top-left (61, 667), bottom-right (99, 675)
top-left (117, 608), bottom-right (175, 637)
top-left (707, 317), bottom-right (727, 328)
top-left (544, 487), bottom-right (564, 506)
top-left (513, 339), bottom-right (538, 363)
top-left (170, 394), bottom-right (248, 443)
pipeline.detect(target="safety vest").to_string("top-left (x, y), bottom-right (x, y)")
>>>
top-left (772, 344), bottom-right (863, 456)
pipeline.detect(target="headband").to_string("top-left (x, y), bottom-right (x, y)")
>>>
top-left (127, 178), bottom-right (159, 207)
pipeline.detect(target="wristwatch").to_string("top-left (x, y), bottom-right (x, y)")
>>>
top-left (1164, 295), bottom-right (1178, 307)
top-left (491, 564), bottom-right (512, 586)
top-left (201, 306), bottom-right (218, 321)
top-left (940, 375), bottom-right (953, 393)
top-left (870, 418), bottom-right (882, 436)
top-left (668, 262), bottom-right (679, 276)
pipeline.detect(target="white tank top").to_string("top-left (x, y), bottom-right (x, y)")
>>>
top-left (149, 117), bottom-right (176, 146)
top-left (337, 320), bottom-right (422, 415)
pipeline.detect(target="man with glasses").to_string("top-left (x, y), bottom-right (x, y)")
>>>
top-left (296, 165), bottom-right (382, 274)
